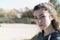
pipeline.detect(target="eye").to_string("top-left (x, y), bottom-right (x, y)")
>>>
top-left (42, 16), bottom-right (45, 17)
top-left (40, 16), bottom-right (45, 18)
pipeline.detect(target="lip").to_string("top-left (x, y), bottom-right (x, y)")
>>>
top-left (39, 24), bottom-right (43, 26)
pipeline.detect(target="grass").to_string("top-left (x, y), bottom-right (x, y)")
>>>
top-left (58, 17), bottom-right (60, 21)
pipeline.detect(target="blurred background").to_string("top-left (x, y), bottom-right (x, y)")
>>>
top-left (0, 0), bottom-right (60, 23)
top-left (0, 0), bottom-right (60, 40)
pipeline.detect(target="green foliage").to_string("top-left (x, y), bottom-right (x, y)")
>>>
top-left (12, 17), bottom-right (35, 24)
top-left (50, 0), bottom-right (60, 13)
top-left (50, 0), bottom-right (57, 5)
top-left (21, 10), bottom-right (33, 18)
top-left (50, 0), bottom-right (60, 20)
top-left (57, 13), bottom-right (60, 20)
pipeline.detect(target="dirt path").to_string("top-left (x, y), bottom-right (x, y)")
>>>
top-left (0, 23), bottom-right (40, 40)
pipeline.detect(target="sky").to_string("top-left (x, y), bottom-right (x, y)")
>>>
top-left (0, 0), bottom-right (60, 10)
top-left (58, 0), bottom-right (60, 3)
top-left (0, 0), bottom-right (49, 10)
top-left (0, 0), bottom-right (59, 10)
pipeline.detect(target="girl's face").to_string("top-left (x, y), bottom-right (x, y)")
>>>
top-left (33, 9), bottom-right (54, 30)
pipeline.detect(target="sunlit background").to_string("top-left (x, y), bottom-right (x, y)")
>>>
top-left (0, 0), bottom-right (49, 10)
top-left (0, 0), bottom-right (60, 40)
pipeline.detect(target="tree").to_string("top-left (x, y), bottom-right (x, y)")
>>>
top-left (50, 0), bottom-right (60, 13)
top-left (21, 7), bottom-right (33, 18)
top-left (50, 0), bottom-right (57, 5)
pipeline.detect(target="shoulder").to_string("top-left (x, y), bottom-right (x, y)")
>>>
top-left (31, 32), bottom-right (42, 40)
top-left (37, 32), bottom-right (43, 37)
top-left (51, 32), bottom-right (60, 40)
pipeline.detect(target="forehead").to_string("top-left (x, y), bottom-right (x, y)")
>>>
top-left (33, 9), bottom-right (44, 16)
top-left (33, 9), bottom-right (50, 16)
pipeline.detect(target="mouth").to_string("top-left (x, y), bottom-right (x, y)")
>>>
top-left (39, 25), bottom-right (43, 27)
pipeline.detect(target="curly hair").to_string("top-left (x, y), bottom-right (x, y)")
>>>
top-left (33, 2), bottom-right (60, 32)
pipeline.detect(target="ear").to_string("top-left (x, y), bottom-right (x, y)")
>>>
top-left (49, 15), bottom-right (54, 20)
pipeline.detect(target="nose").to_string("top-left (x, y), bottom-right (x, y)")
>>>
top-left (38, 20), bottom-right (41, 22)
top-left (37, 19), bottom-right (41, 23)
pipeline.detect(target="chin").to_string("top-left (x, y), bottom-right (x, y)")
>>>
top-left (40, 29), bottom-right (44, 31)
top-left (41, 28), bottom-right (44, 30)
top-left (39, 26), bottom-right (45, 30)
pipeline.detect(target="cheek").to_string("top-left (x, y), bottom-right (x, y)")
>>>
top-left (35, 19), bottom-right (45, 26)
top-left (34, 20), bottom-right (41, 26)
top-left (45, 17), bottom-right (51, 26)
top-left (35, 21), bottom-right (39, 25)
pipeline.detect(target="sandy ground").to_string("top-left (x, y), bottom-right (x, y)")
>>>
top-left (0, 23), bottom-right (40, 40)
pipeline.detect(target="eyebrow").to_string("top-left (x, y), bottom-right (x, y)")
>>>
top-left (39, 14), bottom-right (44, 17)
top-left (33, 14), bottom-right (44, 18)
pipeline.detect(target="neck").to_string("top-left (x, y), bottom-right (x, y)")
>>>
top-left (44, 24), bottom-right (56, 36)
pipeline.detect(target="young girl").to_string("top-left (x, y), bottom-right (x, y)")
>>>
top-left (33, 2), bottom-right (60, 40)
